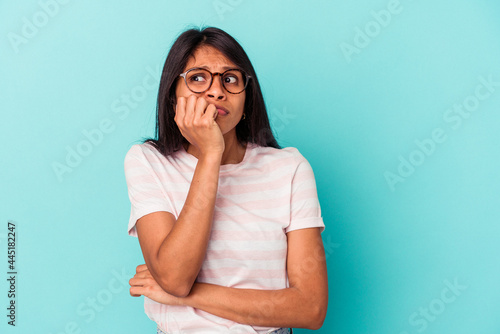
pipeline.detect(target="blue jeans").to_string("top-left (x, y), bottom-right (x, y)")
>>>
top-left (157, 326), bottom-right (292, 333)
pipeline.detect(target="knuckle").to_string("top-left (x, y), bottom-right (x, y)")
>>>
top-left (198, 97), bottom-right (207, 107)
top-left (202, 119), bottom-right (211, 127)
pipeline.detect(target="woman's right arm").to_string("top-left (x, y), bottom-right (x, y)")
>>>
top-left (135, 95), bottom-right (224, 298)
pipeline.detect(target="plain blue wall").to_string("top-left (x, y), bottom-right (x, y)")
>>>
top-left (1, 0), bottom-right (499, 333)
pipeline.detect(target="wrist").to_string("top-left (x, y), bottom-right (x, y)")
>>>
top-left (198, 152), bottom-right (223, 164)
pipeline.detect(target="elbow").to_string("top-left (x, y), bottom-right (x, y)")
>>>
top-left (157, 275), bottom-right (194, 298)
top-left (305, 303), bottom-right (327, 330)
top-left (171, 285), bottom-right (192, 298)
top-left (149, 260), bottom-right (197, 298)
top-left (163, 284), bottom-right (192, 298)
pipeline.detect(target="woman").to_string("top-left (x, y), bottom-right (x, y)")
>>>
top-left (125, 27), bottom-right (328, 333)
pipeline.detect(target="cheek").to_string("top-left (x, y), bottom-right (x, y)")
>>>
top-left (175, 79), bottom-right (196, 101)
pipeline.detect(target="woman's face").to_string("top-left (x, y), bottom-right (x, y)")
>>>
top-left (175, 45), bottom-right (246, 137)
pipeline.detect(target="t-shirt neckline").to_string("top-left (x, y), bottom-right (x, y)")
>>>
top-left (180, 142), bottom-right (254, 173)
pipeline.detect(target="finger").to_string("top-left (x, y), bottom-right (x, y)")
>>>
top-left (204, 104), bottom-right (217, 121)
top-left (184, 95), bottom-right (198, 124)
top-left (136, 264), bottom-right (148, 273)
top-left (194, 96), bottom-right (208, 121)
top-left (175, 97), bottom-right (186, 125)
top-left (132, 271), bottom-right (152, 280)
top-left (129, 276), bottom-right (150, 287)
top-left (130, 286), bottom-right (144, 297)
top-left (129, 277), bottom-right (140, 286)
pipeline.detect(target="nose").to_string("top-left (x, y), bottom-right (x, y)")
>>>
top-left (205, 73), bottom-right (226, 101)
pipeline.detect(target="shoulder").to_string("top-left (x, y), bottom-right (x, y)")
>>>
top-left (280, 146), bottom-right (309, 164)
top-left (125, 142), bottom-right (159, 157)
top-left (251, 144), bottom-right (310, 167)
top-left (246, 144), bottom-right (315, 180)
top-left (250, 144), bottom-right (303, 160)
top-left (125, 142), bottom-right (162, 162)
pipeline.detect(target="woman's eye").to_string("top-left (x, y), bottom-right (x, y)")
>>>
top-left (224, 76), bottom-right (238, 84)
top-left (190, 75), bottom-right (207, 82)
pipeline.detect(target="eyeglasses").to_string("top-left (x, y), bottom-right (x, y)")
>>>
top-left (179, 67), bottom-right (251, 94)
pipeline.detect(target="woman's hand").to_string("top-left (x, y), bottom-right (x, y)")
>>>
top-left (175, 95), bottom-right (225, 156)
top-left (129, 264), bottom-right (183, 306)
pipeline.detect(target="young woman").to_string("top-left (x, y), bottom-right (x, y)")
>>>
top-left (125, 27), bottom-right (328, 334)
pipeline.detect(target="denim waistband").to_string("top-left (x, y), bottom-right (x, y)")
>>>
top-left (156, 326), bottom-right (291, 334)
top-left (269, 328), bottom-right (291, 334)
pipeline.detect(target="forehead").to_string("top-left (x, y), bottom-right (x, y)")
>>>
top-left (184, 45), bottom-right (236, 71)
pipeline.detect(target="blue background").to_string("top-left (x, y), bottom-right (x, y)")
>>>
top-left (1, 0), bottom-right (499, 333)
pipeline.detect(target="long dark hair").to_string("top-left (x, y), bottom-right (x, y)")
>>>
top-left (145, 27), bottom-right (281, 156)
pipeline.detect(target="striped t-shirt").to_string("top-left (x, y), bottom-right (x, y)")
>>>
top-left (124, 141), bottom-right (325, 334)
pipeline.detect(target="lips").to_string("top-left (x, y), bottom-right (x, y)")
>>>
top-left (215, 105), bottom-right (229, 115)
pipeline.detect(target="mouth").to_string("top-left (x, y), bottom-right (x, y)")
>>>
top-left (215, 105), bottom-right (229, 116)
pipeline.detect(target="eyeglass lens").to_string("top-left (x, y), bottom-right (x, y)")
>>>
top-left (185, 69), bottom-right (247, 94)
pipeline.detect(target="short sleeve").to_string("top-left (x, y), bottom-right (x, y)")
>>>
top-left (285, 151), bottom-right (325, 233)
top-left (124, 145), bottom-right (174, 237)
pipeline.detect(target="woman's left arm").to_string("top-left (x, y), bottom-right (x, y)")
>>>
top-left (130, 227), bottom-right (328, 330)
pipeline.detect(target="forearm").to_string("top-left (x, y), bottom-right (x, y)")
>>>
top-left (156, 153), bottom-right (221, 295)
top-left (182, 283), bottom-right (326, 330)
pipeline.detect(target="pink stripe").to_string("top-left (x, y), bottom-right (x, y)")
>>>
top-left (124, 157), bottom-right (145, 169)
top-left (126, 174), bottom-right (157, 184)
top-left (291, 206), bottom-right (320, 218)
top-left (138, 146), bottom-right (194, 174)
top-left (218, 176), bottom-right (289, 195)
top-left (196, 279), bottom-right (286, 290)
top-left (292, 187), bottom-right (319, 202)
top-left (134, 190), bottom-right (187, 204)
top-left (213, 210), bottom-right (289, 224)
top-left (215, 193), bottom-right (289, 209)
top-left (146, 305), bottom-right (236, 328)
top-left (128, 187), bottom-right (165, 201)
top-left (206, 248), bottom-right (287, 261)
top-left (128, 171), bottom-right (191, 186)
top-left (210, 229), bottom-right (285, 241)
top-left (198, 267), bottom-right (285, 279)
top-left (219, 155), bottom-right (295, 177)
top-left (146, 160), bottom-right (194, 174)
top-left (292, 165), bottom-right (315, 183)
